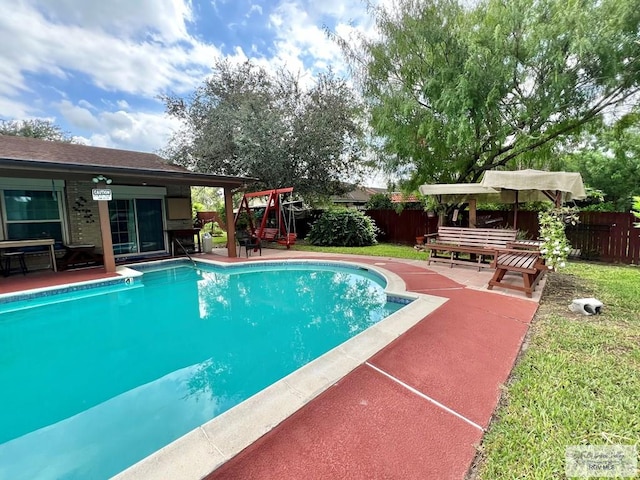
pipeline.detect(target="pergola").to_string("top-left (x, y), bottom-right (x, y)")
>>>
top-left (419, 169), bottom-right (587, 228)
top-left (418, 183), bottom-right (504, 227)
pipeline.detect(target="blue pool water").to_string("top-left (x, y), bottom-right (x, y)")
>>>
top-left (0, 261), bottom-right (405, 479)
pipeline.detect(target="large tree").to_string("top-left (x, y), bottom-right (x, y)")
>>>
top-left (562, 112), bottom-right (640, 210)
top-left (162, 60), bottom-right (366, 201)
top-left (337, 0), bottom-right (640, 188)
top-left (0, 119), bottom-right (75, 142)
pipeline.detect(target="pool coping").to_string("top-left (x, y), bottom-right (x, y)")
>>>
top-left (0, 266), bottom-right (142, 306)
top-left (111, 257), bottom-right (448, 480)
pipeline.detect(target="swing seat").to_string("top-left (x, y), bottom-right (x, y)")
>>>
top-left (277, 233), bottom-right (297, 249)
top-left (234, 187), bottom-right (297, 248)
top-left (262, 228), bottom-right (279, 241)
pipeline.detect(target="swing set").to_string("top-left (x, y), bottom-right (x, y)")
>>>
top-left (234, 187), bottom-right (297, 248)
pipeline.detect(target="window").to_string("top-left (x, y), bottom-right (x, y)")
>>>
top-left (3, 190), bottom-right (64, 241)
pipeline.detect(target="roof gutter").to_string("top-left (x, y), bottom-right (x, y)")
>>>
top-left (0, 158), bottom-right (258, 188)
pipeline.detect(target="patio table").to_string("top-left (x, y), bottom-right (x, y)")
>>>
top-left (0, 238), bottom-right (57, 272)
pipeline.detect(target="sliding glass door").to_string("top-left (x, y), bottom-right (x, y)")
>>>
top-left (136, 199), bottom-right (165, 253)
top-left (109, 198), bottom-right (165, 256)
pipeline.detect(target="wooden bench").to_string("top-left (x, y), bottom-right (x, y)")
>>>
top-left (424, 227), bottom-right (518, 270)
top-left (488, 249), bottom-right (546, 297)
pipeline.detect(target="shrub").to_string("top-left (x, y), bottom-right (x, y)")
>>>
top-left (365, 193), bottom-right (393, 210)
top-left (308, 208), bottom-right (379, 246)
top-left (579, 201), bottom-right (618, 212)
top-left (538, 207), bottom-right (579, 270)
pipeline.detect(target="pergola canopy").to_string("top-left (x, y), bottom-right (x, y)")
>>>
top-left (419, 169), bottom-right (586, 228)
top-left (418, 182), bottom-right (549, 203)
top-left (480, 169), bottom-right (586, 202)
top-left (419, 183), bottom-right (499, 196)
top-left (420, 170), bottom-right (586, 205)
top-left (420, 183), bottom-right (503, 203)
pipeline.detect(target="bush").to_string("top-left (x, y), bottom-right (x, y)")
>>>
top-left (538, 207), bottom-right (579, 270)
top-left (579, 201), bottom-right (618, 212)
top-left (365, 193), bottom-right (393, 210)
top-left (308, 208), bottom-right (379, 246)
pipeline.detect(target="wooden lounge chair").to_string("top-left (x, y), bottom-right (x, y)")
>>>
top-left (487, 248), bottom-right (546, 297)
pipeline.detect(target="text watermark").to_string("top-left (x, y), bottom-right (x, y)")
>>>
top-left (566, 445), bottom-right (637, 478)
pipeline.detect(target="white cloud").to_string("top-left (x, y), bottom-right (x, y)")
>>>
top-left (0, 0), bottom-right (219, 102)
top-left (86, 109), bottom-right (182, 154)
top-left (247, 4), bottom-right (263, 17)
top-left (58, 100), bottom-right (101, 130)
top-left (0, 97), bottom-right (34, 120)
top-left (266, 0), bottom-right (376, 79)
top-left (33, 0), bottom-right (194, 43)
top-left (53, 97), bottom-right (182, 153)
top-left (78, 99), bottom-right (96, 110)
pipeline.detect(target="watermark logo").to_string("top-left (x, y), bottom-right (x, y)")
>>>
top-left (566, 445), bottom-right (637, 478)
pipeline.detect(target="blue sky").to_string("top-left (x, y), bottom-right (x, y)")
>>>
top-left (0, 0), bottom-right (379, 158)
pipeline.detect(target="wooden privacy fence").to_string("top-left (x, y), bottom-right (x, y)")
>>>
top-left (365, 209), bottom-right (640, 265)
top-left (365, 210), bottom-right (439, 243)
top-left (566, 212), bottom-right (640, 264)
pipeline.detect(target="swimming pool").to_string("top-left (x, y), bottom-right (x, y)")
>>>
top-left (0, 259), bottom-right (430, 479)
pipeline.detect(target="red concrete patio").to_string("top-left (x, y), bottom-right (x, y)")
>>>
top-left (0, 247), bottom-right (542, 479)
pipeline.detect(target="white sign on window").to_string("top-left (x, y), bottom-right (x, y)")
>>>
top-left (92, 188), bottom-right (112, 201)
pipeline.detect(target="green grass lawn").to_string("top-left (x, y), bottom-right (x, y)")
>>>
top-left (279, 240), bottom-right (430, 260)
top-left (211, 232), bottom-right (228, 246)
top-left (474, 262), bottom-right (640, 479)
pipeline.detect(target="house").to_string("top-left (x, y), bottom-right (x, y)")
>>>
top-left (330, 184), bottom-right (426, 210)
top-left (0, 135), bottom-right (254, 272)
top-left (330, 185), bottom-right (387, 209)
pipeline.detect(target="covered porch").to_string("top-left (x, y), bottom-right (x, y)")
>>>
top-left (0, 135), bottom-right (254, 279)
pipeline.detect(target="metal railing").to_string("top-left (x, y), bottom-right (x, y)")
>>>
top-left (173, 237), bottom-right (197, 268)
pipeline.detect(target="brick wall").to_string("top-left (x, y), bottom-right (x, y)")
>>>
top-left (65, 180), bottom-right (103, 250)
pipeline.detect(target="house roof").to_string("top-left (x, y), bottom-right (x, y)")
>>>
top-left (331, 186), bottom-right (387, 204)
top-left (389, 192), bottom-right (420, 203)
top-left (0, 135), bottom-right (255, 189)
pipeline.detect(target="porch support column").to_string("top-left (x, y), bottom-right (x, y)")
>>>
top-left (468, 198), bottom-right (477, 228)
top-left (224, 187), bottom-right (237, 257)
top-left (97, 200), bottom-right (116, 274)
